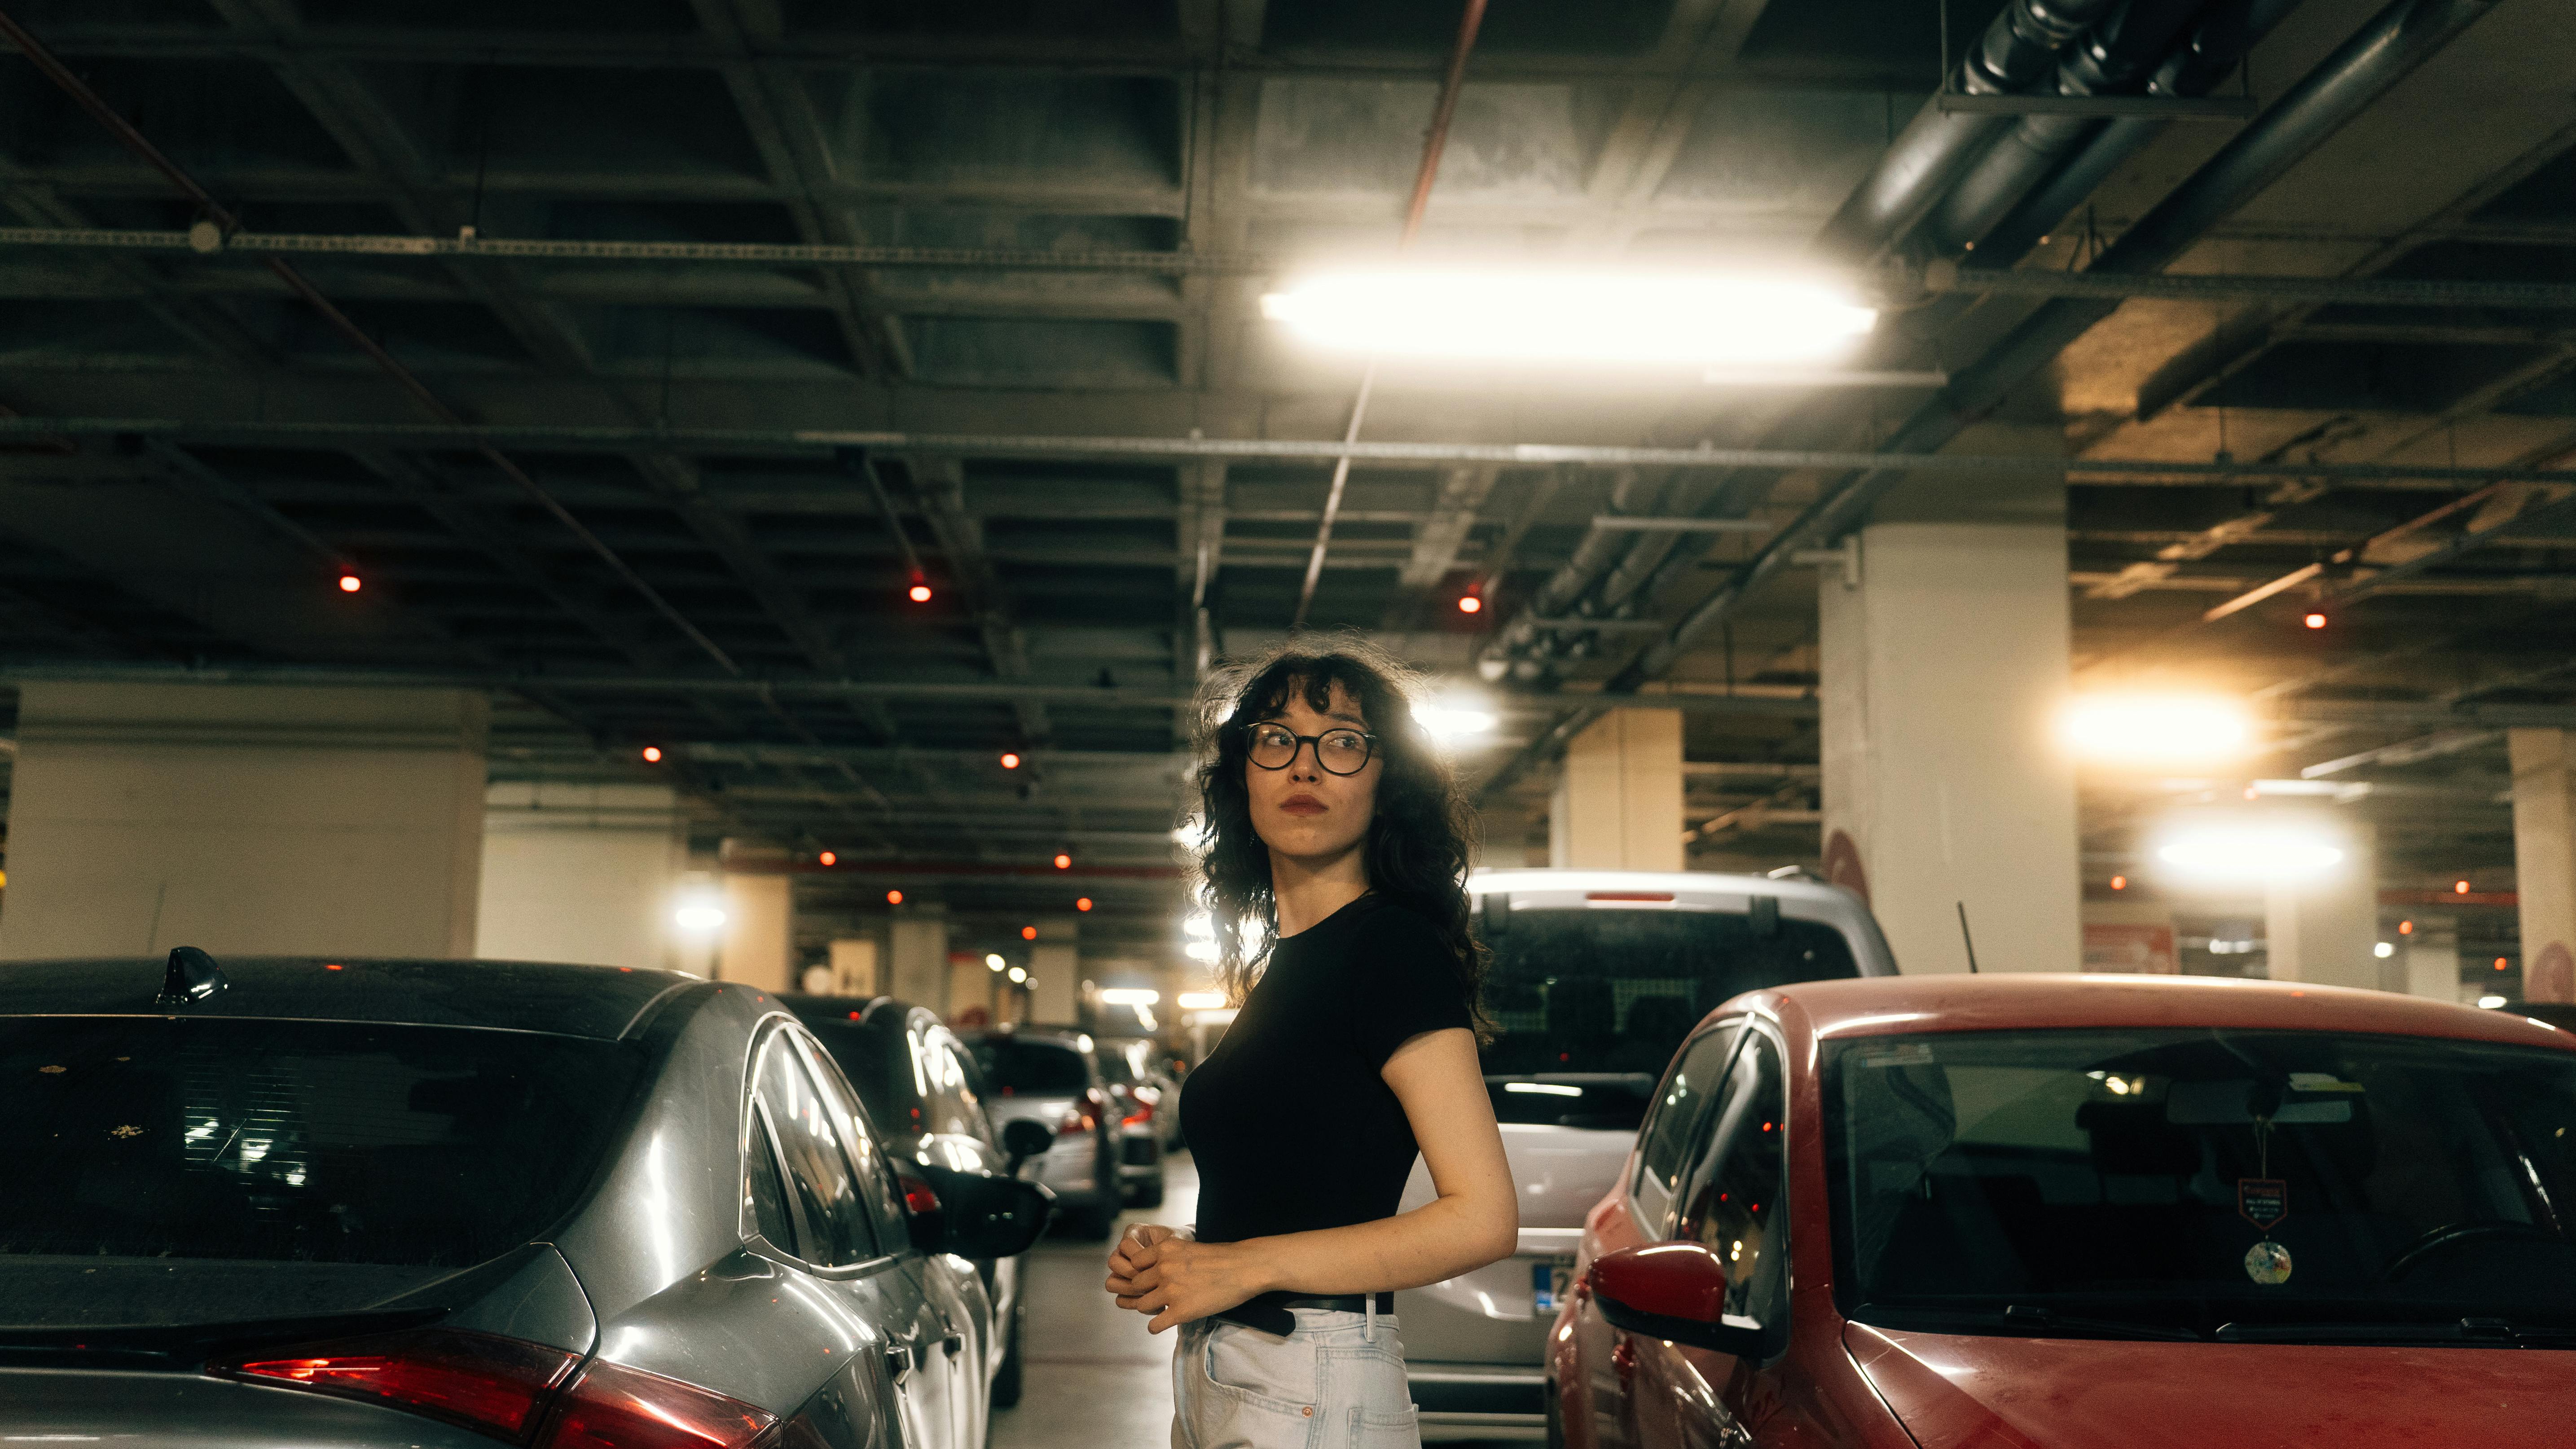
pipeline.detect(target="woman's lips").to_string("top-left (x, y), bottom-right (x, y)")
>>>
top-left (1279, 794), bottom-right (1327, 816)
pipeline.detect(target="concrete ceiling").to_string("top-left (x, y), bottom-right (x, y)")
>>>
top-left (0, 0), bottom-right (2572, 953)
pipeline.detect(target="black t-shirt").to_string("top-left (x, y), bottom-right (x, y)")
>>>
top-left (1181, 893), bottom-right (1473, 1244)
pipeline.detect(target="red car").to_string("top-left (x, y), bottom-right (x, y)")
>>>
top-left (1549, 975), bottom-right (2576, 1449)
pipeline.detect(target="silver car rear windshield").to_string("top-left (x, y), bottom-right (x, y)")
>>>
top-left (1481, 906), bottom-right (1856, 1129)
top-left (1822, 1027), bottom-right (2576, 1338)
top-left (0, 1017), bottom-right (644, 1267)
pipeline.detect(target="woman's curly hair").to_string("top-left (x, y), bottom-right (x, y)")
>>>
top-left (1187, 635), bottom-right (1491, 1041)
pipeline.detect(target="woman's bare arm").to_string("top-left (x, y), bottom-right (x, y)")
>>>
top-left (1108, 1027), bottom-right (1517, 1332)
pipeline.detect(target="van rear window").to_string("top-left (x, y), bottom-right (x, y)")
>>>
top-left (1481, 907), bottom-right (1856, 1089)
top-left (0, 1018), bottom-right (643, 1267)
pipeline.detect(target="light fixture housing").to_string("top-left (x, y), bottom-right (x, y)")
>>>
top-left (1261, 269), bottom-right (1876, 366)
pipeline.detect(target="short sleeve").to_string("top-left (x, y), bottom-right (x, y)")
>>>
top-left (1348, 907), bottom-right (1473, 1069)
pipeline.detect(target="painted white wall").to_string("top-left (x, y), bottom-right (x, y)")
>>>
top-left (0, 682), bottom-right (486, 959)
top-left (720, 873), bottom-right (792, 992)
top-left (1818, 522), bottom-right (2081, 975)
top-left (2510, 729), bottom-right (2576, 1002)
top-left (476, 782), bottom-right (686, 971)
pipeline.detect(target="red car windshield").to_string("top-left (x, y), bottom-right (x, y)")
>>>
top-left (1821, 1027), bottom-right (2576, 1340)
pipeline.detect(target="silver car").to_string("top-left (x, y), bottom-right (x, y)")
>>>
top-left (0, 951), bottom-right (1050, 1449)
top-left (1394, 869), bottom-right (1897, 1441)
top-left (783, 993), bottom-right (1052, 1409)
top-left (963, 1027), bottom-right (1124, 1238)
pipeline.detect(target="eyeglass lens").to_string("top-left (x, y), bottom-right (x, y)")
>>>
top-left (1248, 725), bottom-right (1371, 774)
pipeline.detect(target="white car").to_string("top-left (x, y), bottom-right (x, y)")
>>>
top-left (1395, 869), bottom-right (1897, 1441)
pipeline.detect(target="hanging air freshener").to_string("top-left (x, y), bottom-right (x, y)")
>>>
top-left (2239, 1116), bottom-right (2292, 1284)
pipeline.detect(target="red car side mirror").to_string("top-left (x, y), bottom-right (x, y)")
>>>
top-left (1586, 1243), bottom-right (1776, 1358)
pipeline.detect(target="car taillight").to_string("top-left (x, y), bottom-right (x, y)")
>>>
top-left (215, 1328), bottom-right (578, 1442)
top-left (1121, 1097), bottom-right (1155, 1127)
top-left (1058, 1108), bottom-right (1095, 1136)
top-left (543, 1359), bottom-right (777, 1449)
top-left (894, 1169), bottom-right (941, 1216)
top-left (214, 1330), bottom-right (776, 1449)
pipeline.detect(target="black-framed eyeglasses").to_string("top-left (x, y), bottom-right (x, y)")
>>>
top-left (1244, 722), bottom-right (1376, 775)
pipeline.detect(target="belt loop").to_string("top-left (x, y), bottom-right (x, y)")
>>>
top-left (1365, 1292), bottom-right (1376, 1344)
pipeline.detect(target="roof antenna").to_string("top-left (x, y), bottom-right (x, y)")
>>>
top-left (157, 946), bottom-right (227, 1007)
top-left (1956, 901), bottom-right (1981, 974)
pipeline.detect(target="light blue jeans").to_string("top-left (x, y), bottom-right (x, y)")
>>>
top-left (1171, 1308), bottom-right (1420, 1449)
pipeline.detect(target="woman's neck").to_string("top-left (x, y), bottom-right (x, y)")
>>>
top-left (1270, 847), bottom-right (1369, 939)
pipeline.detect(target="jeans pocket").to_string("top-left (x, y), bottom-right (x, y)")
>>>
top-left (1347, 1403), bottom-right (1420, 1449)
top-left (1200, 1322), bottom-right (1319, 1417)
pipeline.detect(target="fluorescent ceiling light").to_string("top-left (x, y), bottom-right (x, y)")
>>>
top-left (1184, 939), bottom-right (1218, 962)
top-left (2479, 995), bottom-right (2508, 1010)
top-left (1176, 990), bottom-right (1227, 1010)
top-left (1503, 1081), bottom-right (1584, 1097)
top-left (1261, 270), bottom-right (1876, 365)
top-left (2063, 694), bottom-right (2253, 765)
top-left (673, 901), bottom-right (727, 934)
top-left (1099, 988), bottom-right (1161, 1006)
top-left (1413, 701), bottom-right (1498, 742)
top-left (1183, 912), bottom-right (1214, 939)
top-left (2153, 820), bottom-right (2346, 885)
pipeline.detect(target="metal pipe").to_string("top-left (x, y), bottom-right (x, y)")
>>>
top-left (1815, 0), bottom-right (2128, 261)
top-left (1922, 0), bottom-right (2216, 253)
top-left (0, 9), bottom-right (742, 677)
top-left (1, 415), bottom-right (2564, 488)
top-left (1292, 0), bottom-right (1488, 630)
top-left (1609, 0), bottom-right (2504, 698)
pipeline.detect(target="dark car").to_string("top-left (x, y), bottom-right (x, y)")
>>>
top-left (782, 993), bottom-right (1051, 1407)
top-left (1552, 974), bottom-right (2576, 1449)
top-left (1090, 1035), bottom-right (1169, 1208)
top-left (0, 952), bottom-right (1049, 1449)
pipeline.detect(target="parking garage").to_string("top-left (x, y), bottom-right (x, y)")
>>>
top-left (2, 0), bottom-right (2575, 1444)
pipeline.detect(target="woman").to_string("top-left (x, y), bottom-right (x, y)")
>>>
top-left (1105, 639), bottom-right (1517, 1449)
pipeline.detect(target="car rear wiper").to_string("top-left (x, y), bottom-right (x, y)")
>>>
top-left (1856, 1303), bottom-right (2202, 1342)
top-left (2215, 1317), bottom-right (2576, 1346)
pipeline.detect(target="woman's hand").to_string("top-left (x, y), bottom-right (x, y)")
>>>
top-left (1110, 1232), bottom-right (1272, 1334)
top-left (1105, 1222), bottom-right (1182, 1300)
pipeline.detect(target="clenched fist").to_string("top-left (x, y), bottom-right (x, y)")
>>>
top-left (1104, 1223), bottom-right (1268, 1333)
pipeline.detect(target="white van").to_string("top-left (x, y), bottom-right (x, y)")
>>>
top-left (1396, 869), bottom-right (1898, 1440)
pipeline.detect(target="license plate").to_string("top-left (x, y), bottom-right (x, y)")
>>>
top-left (1532, 1256), bottom-right (1575, 1313)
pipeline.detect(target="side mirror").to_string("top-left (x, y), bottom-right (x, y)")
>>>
top-left (901, 1162), bottom-right (1055, 1260)
top-left (1586, 1243), bottom-right (1779, 1358)
top-left (1001, 1118), bottom-right (1054, 1172)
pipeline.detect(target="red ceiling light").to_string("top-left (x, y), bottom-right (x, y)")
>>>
top-left (886, 889), bottom-right (904, 905)
top-left (2110, 875), bottom-right (2127, 891)
top-left (2303, 612), bottom-right (2328, 630)
top-left (2400, 919), bottom-right (2415, 935)
top-left (818, 851), bottom-right (836, 867)
top-left (337, 573), bottom-right (363, 593)
top-left (1053, 853), bottom-right (1071, 870)
top-left (640, 746), bottom-right (663, 764)
top-left (1076, 897), bottom-right (1093, 912)
top-left (2455, 879), bottom-right (2472, 895)
top-left (908, 581), bottom-right (933, 603)
top-left (1020, 926), bottom-right (1037, 941)
top-left (1000, 752), bottom-right (1021, 770)
top-left (1457, 594), bottom-right (1482, 614)
top-left (2496, 957), bottom-right (2511, 971)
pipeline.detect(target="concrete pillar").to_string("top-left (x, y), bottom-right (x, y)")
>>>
top-left (888, 908), bottom-right (949, 1010)
top-left (1548, 709), bottom-right (1682, 871)
top-left (2264, 824), bottom-right (2382, 992)
top-left (1817, 521), bottom-right (2080, 975)
top-left (828, 938), bottom-right (880, 997)
top-left (719, 874), bottom-right (791, 992)
top-left (1030, 916), bottom-right (1079, 1024)
top-left (2407, 939), bottom-right (2460, 1002)
top-left (2509, 729), bottom-right (2576, 1003)
top-left (0, 681), bottom-right (486, 959)
top-left (477, 782), bottom-right (685, 971)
